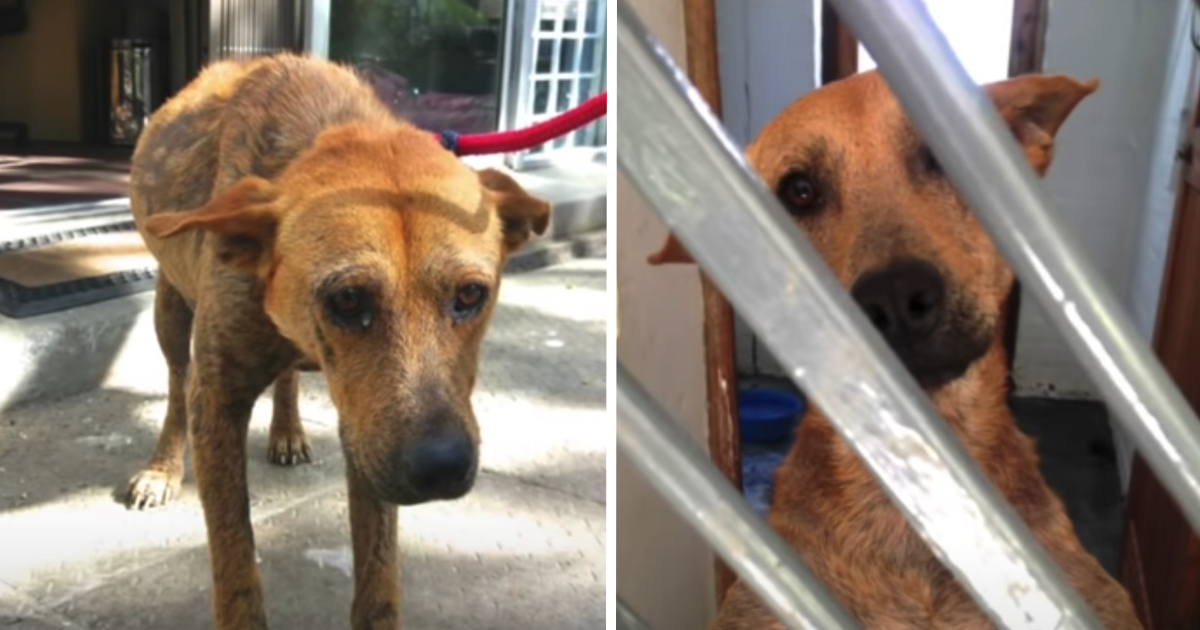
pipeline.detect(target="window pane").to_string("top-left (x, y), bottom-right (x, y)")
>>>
top-left (328, 0), bottom-right (505, 133)
top-left (580, 39), bottom-right (595, 73)
top-left (533, 80), bottom-right (550, 114)
top-left (556, 79), bottom-right (573, 112)
top-left (563, 0), bottom-right (579, 32)
top-left (584, 0), bottom-right (599, 34)
top-left (558, 39), bottom-right (577, 73)
top-left (536, 39), bottom-right (554, 74)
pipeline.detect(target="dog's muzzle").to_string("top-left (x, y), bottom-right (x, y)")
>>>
top-left (357, 425), bottom-right (479, 506)
top-left (850, 259), bottom-right (990, 389)
top-left (400, 429), bottom-right (478, 501)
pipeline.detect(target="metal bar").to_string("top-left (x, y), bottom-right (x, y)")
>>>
top-left (616, 597), bottom-right (654, 630)
top-left (616, 2), bottom-right (1103, 628)
top-left (301, 0), bottom-right (331, 58)
top-left (830, 0), bottom-right (1200, 535)
top-left (617, 365), bottom-right (861, 630)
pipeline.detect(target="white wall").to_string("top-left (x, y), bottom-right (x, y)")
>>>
top-left (615, 2), bottom-right (717, 628)
top-left (1011, 0), bottom-right (1197, 488)
top-left (715, 0), bottom-right (821, 145)
top-left (858, 0), bottom-right (1014, 85)
top-left (615, 186), bottom-right (715, 627)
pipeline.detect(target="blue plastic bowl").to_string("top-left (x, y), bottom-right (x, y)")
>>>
top-left (739, 388), bottom-right (805, 443)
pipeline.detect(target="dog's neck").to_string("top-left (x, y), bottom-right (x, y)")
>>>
top-left (799, 336), bottom-right (1012, 458)
top-left (770, 337), bottom-right (1038, 544)
top-left (763, 337), bottom-right (1118, 625)
top-left (928, 338), bottom-right (1012, 438)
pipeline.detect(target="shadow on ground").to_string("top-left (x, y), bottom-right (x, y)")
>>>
top-left (0, 258), bottom-right (607, 630)
top-left (0, 381), bottom-right (604, 630)
top-left (0, 263), bottom-right (606, 513)
top-left (1, 299), bottom-right (141, 413)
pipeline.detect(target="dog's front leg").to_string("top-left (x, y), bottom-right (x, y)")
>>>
top-left (189, 375), bottom-right (269, 630)
top-left (348, 469), bottom-right (400, 629)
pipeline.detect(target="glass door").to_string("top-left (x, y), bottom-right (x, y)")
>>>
top-left (300, 0), bottom-right (604, 169)
top-left (325, 0), bottom-right (510, 135)
top-left (503, 0), bottom-right (606, 169)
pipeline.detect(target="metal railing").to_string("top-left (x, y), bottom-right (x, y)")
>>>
top-left (618, 369), bottom-right (860, 630)
top-left (615, 0), bottom-right (1200, 627)
top-left (617, 597), bottom-right (654, 630)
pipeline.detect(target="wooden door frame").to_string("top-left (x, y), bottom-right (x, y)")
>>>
top-left (694, 0), bottom-right (1051, 605)
top-left (821, 2), bottom-right (857, 85)
top-left (680, 0), bottom-right (742, 604)
top-left (1000, 0), bottom-right (1051, 384)
top-left (1120, 67), bottom-right (1200, 629)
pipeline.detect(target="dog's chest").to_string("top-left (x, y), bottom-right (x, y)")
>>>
top-left (805, 537), bottom-right (994, 630)
top-left (771, 479), bottom-right (995, 629)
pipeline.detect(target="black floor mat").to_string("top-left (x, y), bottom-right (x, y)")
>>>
top-left (0, 223), bottom-right (157, 319)
top-left (1011, 396), bottom-right (1126, 576)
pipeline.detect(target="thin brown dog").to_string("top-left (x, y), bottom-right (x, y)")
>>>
top-left (650, 71), bottom-right (1142, 629)
top-left (122, 54), bottom-right (550, 629)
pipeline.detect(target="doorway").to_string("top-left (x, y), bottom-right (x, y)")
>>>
top-left (1121, 62), bottom-right (1200, 630)
top-left (692, 0), bottom-right (1140, 606)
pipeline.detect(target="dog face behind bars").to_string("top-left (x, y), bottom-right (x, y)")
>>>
top-left (651, 70), bottom-right (1096, 390)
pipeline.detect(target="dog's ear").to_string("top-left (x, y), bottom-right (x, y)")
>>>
top-left (478, 168), bottom-right (551, 252)
top-left (142, 176), bottom-right (281, 271)
top-left (985, 74), bottom-right (1099, 176)
top-left (647, 233), bottom-right (696, 265)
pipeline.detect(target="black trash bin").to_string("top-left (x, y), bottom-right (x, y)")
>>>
top-left (108, 38), bottom-right (154, 146)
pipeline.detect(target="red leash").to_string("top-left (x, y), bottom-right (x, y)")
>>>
top-left (435, 92), bottom-right (607, 156)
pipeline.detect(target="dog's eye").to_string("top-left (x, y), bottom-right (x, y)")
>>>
top-left (326, 287), bottom-right (374, 329)
top-left (919, 145), bottom-right (943, 176)
top-left (451, 283), bottom-right (489, 322)
top-left (777, 172), bottom-right (821, 216)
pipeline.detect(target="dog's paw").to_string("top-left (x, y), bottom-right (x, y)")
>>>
top-left (125, 468), bottom-right (182, 510)
top-left (267, 431), bottom-right (312, 466)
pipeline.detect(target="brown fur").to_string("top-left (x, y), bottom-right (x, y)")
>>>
top-left (124, 54), bottom-right (549, 629)
top-left (650, 71), bottom-right (1142, 629)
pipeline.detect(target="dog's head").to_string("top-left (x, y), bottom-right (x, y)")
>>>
top-left (651, 71), bottom-right (1096, 390)
top-left (144, 123), bottom-right (550, 505)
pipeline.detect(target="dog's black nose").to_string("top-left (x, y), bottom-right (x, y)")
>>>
top-left (403, 430), bottom-right (477, 500)
top-left (851, 260), bottom-right (945, 343)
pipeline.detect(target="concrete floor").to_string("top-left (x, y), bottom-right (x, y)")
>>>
top-left (0, 258), bottom-right (608, 629)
